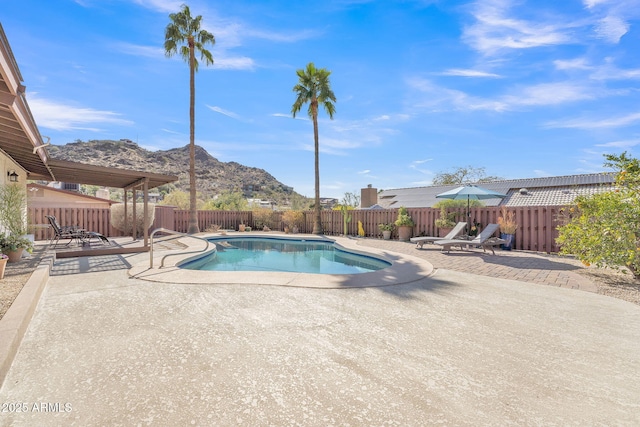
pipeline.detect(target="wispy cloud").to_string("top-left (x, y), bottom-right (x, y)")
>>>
top-left (271, 113), bottom-right (307, 121)
top-left (594, 15), bottom-right (629, 43)
top-left (439, 69), bottom-right (502, 78)
top-left (502, 82), bottom-right (597, 106)
top-left (27, 96), bottom-right (133, 131)
top-left (595, 139), bottom-right (640, 148)
top-left (131, 0), bottom-right (187, 14)
top-left (358, 170), bottom-right (371, 174)
top-left (112, 42), bottom-right (164, 59)
top-left (462, 0), bottom-right (576, 55)
top-left (546, 112), bottom-right (640, 129)
top-left (408, 78), bottom-right (601, 112)
top-left (554, 58), bottom-right (592, 70)
top-left (206, 105), bottom-right (241, 120)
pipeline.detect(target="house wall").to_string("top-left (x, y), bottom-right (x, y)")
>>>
top-left (0, 151), bottom-right (28, 234)
top-left (27, 186), bottom-right (112, 209)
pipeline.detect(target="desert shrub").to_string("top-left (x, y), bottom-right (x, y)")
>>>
top-left (252, 208), bottom-right (277, 230)
top-left (282, 210), bottom-right (304, 229)
top-left (110, 203), bottom-right (156, 235)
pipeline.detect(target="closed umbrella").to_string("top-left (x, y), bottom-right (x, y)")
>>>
top-left (435, 184), bottom-right (507, 230)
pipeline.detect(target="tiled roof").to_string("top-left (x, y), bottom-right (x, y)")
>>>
top-left (376, 173), bottom-right (616, 208)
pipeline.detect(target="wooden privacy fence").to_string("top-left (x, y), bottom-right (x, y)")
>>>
top-left (28, 207), bottom-right (116, 242)
top-left (27, 205), bottom-right (566, 253)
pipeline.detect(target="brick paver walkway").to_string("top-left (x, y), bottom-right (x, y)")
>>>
top-left (357, 238), bottom-right (598, 293)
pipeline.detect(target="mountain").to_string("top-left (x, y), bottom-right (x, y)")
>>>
top-left (47, 139), bottom-right (299, 202)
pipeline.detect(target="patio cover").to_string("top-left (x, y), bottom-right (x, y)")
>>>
top-left (1, 23), bottom-right (177, 248)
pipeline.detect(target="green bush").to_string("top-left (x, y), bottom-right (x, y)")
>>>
top-left (557, 152), bottom-right (640, 278)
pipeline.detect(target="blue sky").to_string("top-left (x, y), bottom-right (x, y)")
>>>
top-left (3, 0), bottom-right (640, 199)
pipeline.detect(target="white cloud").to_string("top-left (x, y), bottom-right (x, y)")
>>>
top-left (271, 113), bottom-right (308, 120)
top-left (212, 55), bottom-right (255, 70)
top-left (546, 112), bottom-right (640, 129)
top-left (439, 69), bottom-right (502, 78)
top-left (408, 78), bottom-right (599, 112)
top-left (462, 0), bottom-right (575, 55)
top-left (132, 0), bottom-right (182, 13)
top-left (27, 96), bottom-right (133, 131)
top-left (161, 128), bottom-right (181, 135)
top-left (594, 15), bottom-right (629, 43)
top-left (113, 42), bottom-right (164, 58)
top-left (503, 82), bottom-right (596, 106)
top-left (595, 139), bottom-right (640, 148)
top-left (206, 105), bottom-right (241, 119)
top-left (554, 58), bottom-right (592, 70)
top-left (358, 170), bottom-right (371, 174)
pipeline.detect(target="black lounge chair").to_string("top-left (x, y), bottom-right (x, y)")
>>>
top-left (45, 215), bottom-right (110, 246)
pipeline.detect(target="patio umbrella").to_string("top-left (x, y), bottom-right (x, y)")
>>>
top-left (435, 184), bottom-right (507, 229)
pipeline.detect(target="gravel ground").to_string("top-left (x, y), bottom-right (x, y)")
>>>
top-left (0, 246), bottom-right (47, 320)
top-left (0, 243), bottom-right (639, 323)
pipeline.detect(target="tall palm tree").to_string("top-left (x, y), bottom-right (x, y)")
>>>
top-left (291, 62), bottom-right (336, 235)
top-left (165, 4), bottom-right (215, 234)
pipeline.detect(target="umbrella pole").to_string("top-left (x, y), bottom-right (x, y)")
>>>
top-left (467, 196), bottom-right (471, 232)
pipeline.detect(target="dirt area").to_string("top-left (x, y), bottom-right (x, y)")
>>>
top-left (577, 268), bottom-right (640, 305)
top-left (0, 246), bottom-right (47, 320)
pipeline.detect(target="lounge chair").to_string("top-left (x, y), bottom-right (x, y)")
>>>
top-left (410, 222), bottom-right (467, 249)
top-left (434, 223), bottom-right (505, 255)
top-left (45, 215), bottom-right (110, 246)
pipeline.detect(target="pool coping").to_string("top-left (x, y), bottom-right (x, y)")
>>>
top-left (128, 233), bottom-right (434, 288)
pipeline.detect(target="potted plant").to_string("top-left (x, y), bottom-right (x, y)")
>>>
top-left (0, 253), bottom-right (8, 279)
top-left (0, 183), bottom-right (33, 262)
top-left (498, 207), bottom-right (518, 250)
top-left (394, 206), bottom-right (414, 241)
top-left (434, 207), bottom-right (456, 237)
top-left (0, 233), bottom-right (33, 263)
top-left (378, 223), bottom-right (395, 240)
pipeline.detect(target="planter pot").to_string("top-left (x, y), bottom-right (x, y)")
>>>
top-left (397, 226), bottom-right (412, 242)
top-left (382, 230), bottom-right (392, 240)
top-left (500, 233), bottom-right (514, 250)
top-left (6, 248), bottom-right (24, 263)
top-left (238, 224), bottom-right (246, 232)
top-left (0, 258), bottom-right (7, 279)
top-left (438, 227), bottom-right (453, 237)
top-left (292, 226), bottom-right (299, 234)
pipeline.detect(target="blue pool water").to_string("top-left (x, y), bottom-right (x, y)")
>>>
top-left (179, 237), bottom-right (391, 274)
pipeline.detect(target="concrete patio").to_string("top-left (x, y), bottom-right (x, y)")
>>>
top-left (0, 235), bottom-right (638, 426)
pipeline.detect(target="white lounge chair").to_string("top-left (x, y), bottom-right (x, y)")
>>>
top-left (410, 222), bottom-right (467, 249)
top-left (434, 223), bottom-right (505, 255)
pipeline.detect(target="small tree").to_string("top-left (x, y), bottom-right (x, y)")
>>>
top-left (334, 192), bottom-right (359, 235)
top-left (557, 152), bottom-right (640, 278)
top-left (0, 183), bottom-right (28, 236)
top-left (432, 166), bottom-right (502, 185)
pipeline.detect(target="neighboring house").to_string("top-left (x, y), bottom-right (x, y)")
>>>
top-left (27, 183), bottom-right (117, 209)
top-left (373, 173), bottom-right (616, 209)
top-left (247, 198), bottom-right (276, 209)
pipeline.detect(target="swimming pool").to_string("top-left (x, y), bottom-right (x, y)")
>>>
top-left (179, 237), bottom-right (391, 274)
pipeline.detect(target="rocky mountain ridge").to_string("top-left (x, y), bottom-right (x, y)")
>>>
top-left (47, 139), bottom-right (298, 202)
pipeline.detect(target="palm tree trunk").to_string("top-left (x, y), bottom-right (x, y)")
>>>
top-left (187, 38), bottom-right (199, 234)
top-left (312, 108), bottom-right (323, 235)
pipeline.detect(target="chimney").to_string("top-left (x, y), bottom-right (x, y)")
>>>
top-left (361, 184), bottom-right (377, 208)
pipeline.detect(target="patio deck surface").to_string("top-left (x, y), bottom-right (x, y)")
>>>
top-left (0, 233), bottom-right (638, 425)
